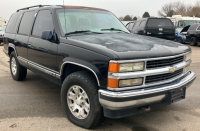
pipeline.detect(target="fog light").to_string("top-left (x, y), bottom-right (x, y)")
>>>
top-left (119, 78), bottom-right (143, 87)
top-left (183, 65), bottom-right (190, 74)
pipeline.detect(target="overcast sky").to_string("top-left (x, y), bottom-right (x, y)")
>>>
top-left (0, 0), bottom-right (199, 20)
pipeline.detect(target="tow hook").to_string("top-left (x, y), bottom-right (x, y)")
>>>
top-left (140, 106), bottom-right (151, 112)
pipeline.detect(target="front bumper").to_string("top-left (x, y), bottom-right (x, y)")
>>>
top-left (99, 71), bottom-right (196, 118)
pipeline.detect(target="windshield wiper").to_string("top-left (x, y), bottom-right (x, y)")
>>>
top-left (101, 28), bottom-right (129, 33)
top-left (65, 30), bottom-right (102, 36)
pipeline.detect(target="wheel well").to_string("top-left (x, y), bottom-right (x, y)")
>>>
top-left (61, 63), bottom-right (99, 86)
top-left (8, 47), bottom-right (14, 56)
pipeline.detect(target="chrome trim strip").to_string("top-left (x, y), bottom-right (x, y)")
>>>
top-left (108, 60), bottom-right (191, 79)
top-left (110, 51), bottom-right (191, 63)
top-left (99, 71), bottom-right (196, 98)
top-left (108, 71), bottom-right (189, 91)
top-left (18, 56), bottom-right (28, 64)
top-left (60, 61), bottom-right (100, 86)
top-left (8, 43), bottom-right (17, 56)
top-left (99, 95), bottom-right (166, 110)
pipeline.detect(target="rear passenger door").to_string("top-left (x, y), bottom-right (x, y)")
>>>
top-left (28, 9), bottom-right (58, 78)
top-left (15, 11), bottom-right (35, 65)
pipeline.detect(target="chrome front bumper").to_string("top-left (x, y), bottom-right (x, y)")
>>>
top-left (99, 71), bottom-right (196, 110)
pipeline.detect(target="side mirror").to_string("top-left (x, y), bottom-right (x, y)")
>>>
top-left (41, 30), bottom-right (53, 40)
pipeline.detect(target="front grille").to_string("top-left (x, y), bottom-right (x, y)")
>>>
top-left (145, 69), bottom-right (183, 84)
top-left (146, 56), bottom-right (184, 69)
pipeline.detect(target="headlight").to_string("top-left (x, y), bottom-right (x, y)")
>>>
top-left (109, 62), bottom-right (145, 73)
top-left (184, 53), bottom-right (191, 62)
top-left (183, 65), bottom-right (190, 74)
top-left (119, 78), bottom-right (143, 87)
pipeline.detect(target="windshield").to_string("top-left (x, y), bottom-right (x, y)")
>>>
top-left (147, 19), bottom-right (173, 27)
top-left (0, 26), bottom-right (6, 31)
top-left (56, 9), bottom-right (129, 35)
top-left (183, 20), bottom-right (200, 27)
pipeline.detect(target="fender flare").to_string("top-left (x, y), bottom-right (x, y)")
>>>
top-left (60, 58), bottom-right (101, 86)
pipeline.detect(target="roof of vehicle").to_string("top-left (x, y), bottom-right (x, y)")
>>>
top-left (136, 17), bottom-right (170, 22)
top-left (16, 5), bottom-right (108, 12)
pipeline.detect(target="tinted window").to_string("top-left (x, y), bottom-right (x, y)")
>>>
top-left (140, 21), bottom-right (146, 27)
top-left (18, 11), bottom-right (34, 35)
top-left (135, 21), bottom-right (141, 27)
top-left (197, 26), bottom-right (200, 30)
top-left (6, 12), bottom-right (21, 33)
top-left (189, 24), bottom-right (198, 30)
top-left (147, 19), bottom-right (173, 27)
top-left (128, 23), bottom-right (134, 29)
top-left (32, 10), bottom-right (54, 37)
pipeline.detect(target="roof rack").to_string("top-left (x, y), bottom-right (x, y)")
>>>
top-left (16, 5), bottom-right (51, 12)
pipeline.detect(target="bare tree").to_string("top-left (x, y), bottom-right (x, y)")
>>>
top-left (158, 2), bottom-right (174, 17)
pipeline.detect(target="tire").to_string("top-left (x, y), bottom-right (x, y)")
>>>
top-left (61, 71), bottom-right (103, 129)
top-left (178, 37), bottom-right (183, 43)
top-left (190, 37), bottom-right (198, 46)
top-left (10, 51), bottom-right (27, 81)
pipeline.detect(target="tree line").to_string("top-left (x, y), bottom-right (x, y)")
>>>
top-left (119, 12), bottom-right (150, 21)
top-left (158, 1), bottom-right (200, 17)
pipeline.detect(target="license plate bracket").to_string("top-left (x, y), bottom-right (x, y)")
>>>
top-left (167, 87), bottom-right (186, 105)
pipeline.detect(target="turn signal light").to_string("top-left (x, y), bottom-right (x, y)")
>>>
top-left (108, 63), bottom-right (119, 73)
top-left (107, 78), bottom-right (118, 88)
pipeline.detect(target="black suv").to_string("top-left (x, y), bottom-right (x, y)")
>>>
top-left (186, 23), bottom-right (200, 46)
top-left (130, 18), bottom-right (175, 40)
top-left (3, 5), bottom-right (196, 129)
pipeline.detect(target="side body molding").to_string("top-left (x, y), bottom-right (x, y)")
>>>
top-left (8, 43), bottom-right (17, 56)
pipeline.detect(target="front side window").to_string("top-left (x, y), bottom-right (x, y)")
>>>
top-left (135, 22), bottom-right (141, 27)
top-left (128, 23), bottom-right (134, 30)
top-left (32, 10), bottom-right (54, 37)
top-left (56, 9), bottom-right (129, 35)
top-left (18, 11), bottom-right (35, 35)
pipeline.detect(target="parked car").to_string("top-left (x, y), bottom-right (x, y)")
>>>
top-left (186, 23), bottom-right (200, 46)
top-left (130, 18), bottom-right (175, 40)
top-left (121, 21), bottom-right (133, 26)
top-left (0, 25), bottom-right (6, 43)
top-left (125, 21), bottom-right (135, 30)
top-left (3, 5), bottom-right (196, 129)
top-left (175, 25), bottom-right (190, 43)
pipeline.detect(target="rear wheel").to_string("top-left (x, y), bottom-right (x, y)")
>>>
top-left (10, 52), bottom-right (27, 81)
top-left (61, 71), bottom-right (103, 129)
top-left (190, 37), bottom-right (198, 46)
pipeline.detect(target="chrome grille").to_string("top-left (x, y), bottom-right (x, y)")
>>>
top-left (146, 56), bottom-right (184, 69)
top-left (145, 69), bottom-right (183, 84)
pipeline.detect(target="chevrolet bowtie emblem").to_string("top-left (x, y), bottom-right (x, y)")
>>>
top-left (169, 66), bottom-right (178, 73)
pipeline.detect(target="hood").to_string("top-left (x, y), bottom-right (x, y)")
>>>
top-left (180, 25), bottom-right (190, 33)
top-left (67, 33), bottom-right (190, 60)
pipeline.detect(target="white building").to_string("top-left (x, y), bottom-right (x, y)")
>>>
top-left (0, 17), bottom-right (7, 28)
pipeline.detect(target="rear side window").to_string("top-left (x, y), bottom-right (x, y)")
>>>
top-left (32, 10), bottom-right (54, 37)
top-left (140, 21), bottom-right (146, 27)
top-left (147, 19), bottom-right (173, 27)
top-left (18, 11), bottom-right (35, 35)
top-left (197, 26), bottom-right (200, 30)
top-left (135, 21), bottom-right (141, 27)
top-left (6, 12), bottom-right (21, 33)
top-left (189, 24), bottom-right (198, 30)
top-left (128, 22), bottom-right (134, 29)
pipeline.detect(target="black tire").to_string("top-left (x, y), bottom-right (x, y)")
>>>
top-left (61, 71), bottom-right (103, 129)
top-left (10, 51), bottom-right (27, 81)
top-left (190, 37), bottom-right (198, 46)
top-left (178, 37), bottom-right (183, 43)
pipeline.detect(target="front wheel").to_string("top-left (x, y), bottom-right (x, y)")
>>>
top-left (178, 37), bottom-right (183, 43)
top-left (61, 71), bottom-right (103, 129)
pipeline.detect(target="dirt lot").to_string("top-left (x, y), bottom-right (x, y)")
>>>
top-left (0, 44), bottom-right (200, 131)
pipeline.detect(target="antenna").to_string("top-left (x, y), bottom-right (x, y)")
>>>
top-left (63, 0), bottom-right (67, 34)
